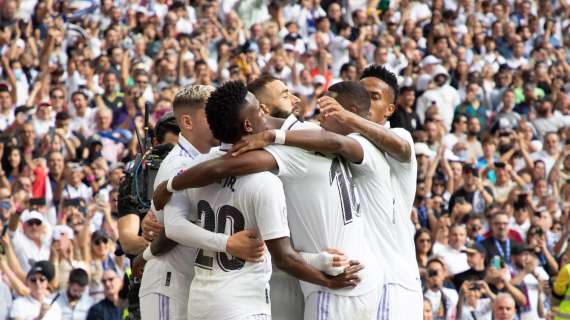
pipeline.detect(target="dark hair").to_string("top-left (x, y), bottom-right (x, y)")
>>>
top-left (155, 112), bottom-right (180, 143)
top-left (247, 74), bottom-right (278, 96)
top-left (69, 268), bottom-right (89, 287)
top-left (71, 91), bottom-right (88, 100)
top-left (205, 81), bottom-right (249, 143)
top-left (55, 111), bottom-right (71, 122)
top-left (328, 81), bottom-right (370, 116)
top-left (360, 64), bottom-right (399, 102)
top-left (1, 145), bottom-right (25, 177)
top-left (340, 62), bottom-right (356, 74)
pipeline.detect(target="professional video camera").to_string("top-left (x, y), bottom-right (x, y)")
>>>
top-left (118, 103), bottom-right (175, 215)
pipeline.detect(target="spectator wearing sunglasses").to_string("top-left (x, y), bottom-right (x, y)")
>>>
top-left (10, 260), bottom-right (62, 319)
top-left (9, 210), bottom-right (52, 273)
top-left (87, 230), bottom-right (122, 302)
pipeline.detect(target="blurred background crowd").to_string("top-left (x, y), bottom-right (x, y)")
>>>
top-left (0, 0), bottom-right (569, 319)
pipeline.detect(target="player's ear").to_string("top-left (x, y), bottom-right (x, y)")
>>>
top-left (243, 119), bottom-right (253, 134)
top-left (386, 103), bottom-right (396, 117)
top-left (181, 114), bottom-right (193, 130)
top-left (259, 103), bottom-right (270, 115)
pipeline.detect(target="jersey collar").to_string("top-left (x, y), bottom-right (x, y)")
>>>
top-left (178, 133), bottom-right (201, 158)
top-left (220, 142), bottom-right (233, 151)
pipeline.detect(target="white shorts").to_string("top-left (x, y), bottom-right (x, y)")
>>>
top-left (269, 273), bottom-right (304, 320)
top-left (304, 289), bottom-right (379, 320)
top-left (376, 283), bottom-right (423, 320)
top-left (140, 293), bottom-right (187, 320)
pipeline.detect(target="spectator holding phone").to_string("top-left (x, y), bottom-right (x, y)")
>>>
top-left (424, 257), bottom-right (458, 320)
top-left (448, 164), bottom-right (494, 215)
top-left (527, 225), bottom-right (559, 276)
top-left (456, 279), bottom-right (495, 320)
top-left (509, 244), bottom-right (549, 319)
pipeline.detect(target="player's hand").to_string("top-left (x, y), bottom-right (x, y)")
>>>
top-left (326, 260), bottom-right (364, 289)
top-left (131, 253), bottom-right (146, 279)
top-left (230, 131), bottom-right (274, 157)
top-left (227, 229), bottom-right (266, 262)
top-left (142, 212), bottom-right (163, 241)
top-left (317, 96), bottom-right (356, 125)
top-left (153, 181), bottom-right (172, 211)
top-left (322, 248), bottom-right (349, 275)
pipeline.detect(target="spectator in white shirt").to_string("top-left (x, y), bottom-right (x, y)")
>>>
top-left (531, 132), bottom-right (561, 175)
top-left (416, 65), bottom-right (461, 130)
top-left (10, 261), bottom-right (62, 320)
top-left (69, 91), bottom-right (95, 137)
top-left (61, 162), bottom-right (93, 203)
top-left (56, 268), bottom-right (95, 320)
top-left (10, 210), bottom-right (52, 272)
top-left (424, 257), bottom-right (459, 320)
top-left (433, 224), bottom-right (470, 275)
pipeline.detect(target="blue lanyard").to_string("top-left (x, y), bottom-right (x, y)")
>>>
top-left (494, 238), bottom-right (510, 263)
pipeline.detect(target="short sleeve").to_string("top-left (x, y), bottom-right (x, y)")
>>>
top-left (385, 127), bottom-right (416, 170)
top-left (264, 145), bottom-right (309, 179)
top-left (348, 133), bottom-right (384, 175)
top-left (252, 174), bottom-right (290, 241)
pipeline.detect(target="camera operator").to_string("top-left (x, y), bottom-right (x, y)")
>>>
top-left (116, 111), bottom-right (180, 320)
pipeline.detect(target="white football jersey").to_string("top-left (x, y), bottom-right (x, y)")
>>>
top-left (179, 149), bottom-right (290, 320)
top-left (265, 123), bottom-right (379, 298)
top-left (139, 134), bottom-right (202, 301)
top-left (384, 125), bottom-right (421, 290)
top-left (347, 133), bottom-right (394, 287)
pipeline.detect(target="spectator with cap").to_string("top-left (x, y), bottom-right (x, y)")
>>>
top-left (423, 257), bottom-right (458, 320)
top-left (87, 229), bottom-right (122, 302)
top-left (50, 224), bottom-right (87, 291)
top-left (416, 65), bottom-right (461, 131)
top-left (56, 268), bottom-right (95, 320)
top-left (9, 210), bottom-right (52, 273)
top-left (10, 260), bottom-right (62, 320)
top-left (86, 269), bottom-right (123, 320)
top-left (453, 242), bottom-right (488, 291)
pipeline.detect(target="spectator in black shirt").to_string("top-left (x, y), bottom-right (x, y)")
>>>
top-left (389, 86), bottom-right (420, 133)
top-left (453, 242), bottom-right (487, 290)
top-left (87, 270), bottom-right (123, 320)
top-left (480, 212), bottom-right (522, 267)
top-left (448, 164), bottom-right (494, 215)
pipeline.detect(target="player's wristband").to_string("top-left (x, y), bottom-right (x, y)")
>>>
top-left (273, 130), bottom-right (286, 145)
top-left (142, 246), bottom-right (156, 261)
top-left (166, 176), bottom-right (175, 193)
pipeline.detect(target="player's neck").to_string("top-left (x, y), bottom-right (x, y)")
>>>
top-left (265, 116), bottom-right (286, 130)
top-left (180, 131), bottom-right (210, 154)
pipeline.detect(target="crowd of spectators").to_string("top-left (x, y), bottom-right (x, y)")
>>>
top-left (0, 0), bottom-right (570, 319)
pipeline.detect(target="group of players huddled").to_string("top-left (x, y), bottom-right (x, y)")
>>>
top-left (133, 65), bottom-right (422, 320)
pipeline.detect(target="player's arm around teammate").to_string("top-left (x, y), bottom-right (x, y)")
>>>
top-left (319, 96), bottom-right (412, 162)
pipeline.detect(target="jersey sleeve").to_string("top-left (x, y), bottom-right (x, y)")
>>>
top-left (164, 191), bottom-right (229, 252)
top-left (252, 174), bottom-right (290, 241)
top-left (385, 127), bottom-right (416, 170)
top-left (264, 145), bottom-right (309, 179)
top-left (348, 133), bottom-right (383, 175)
